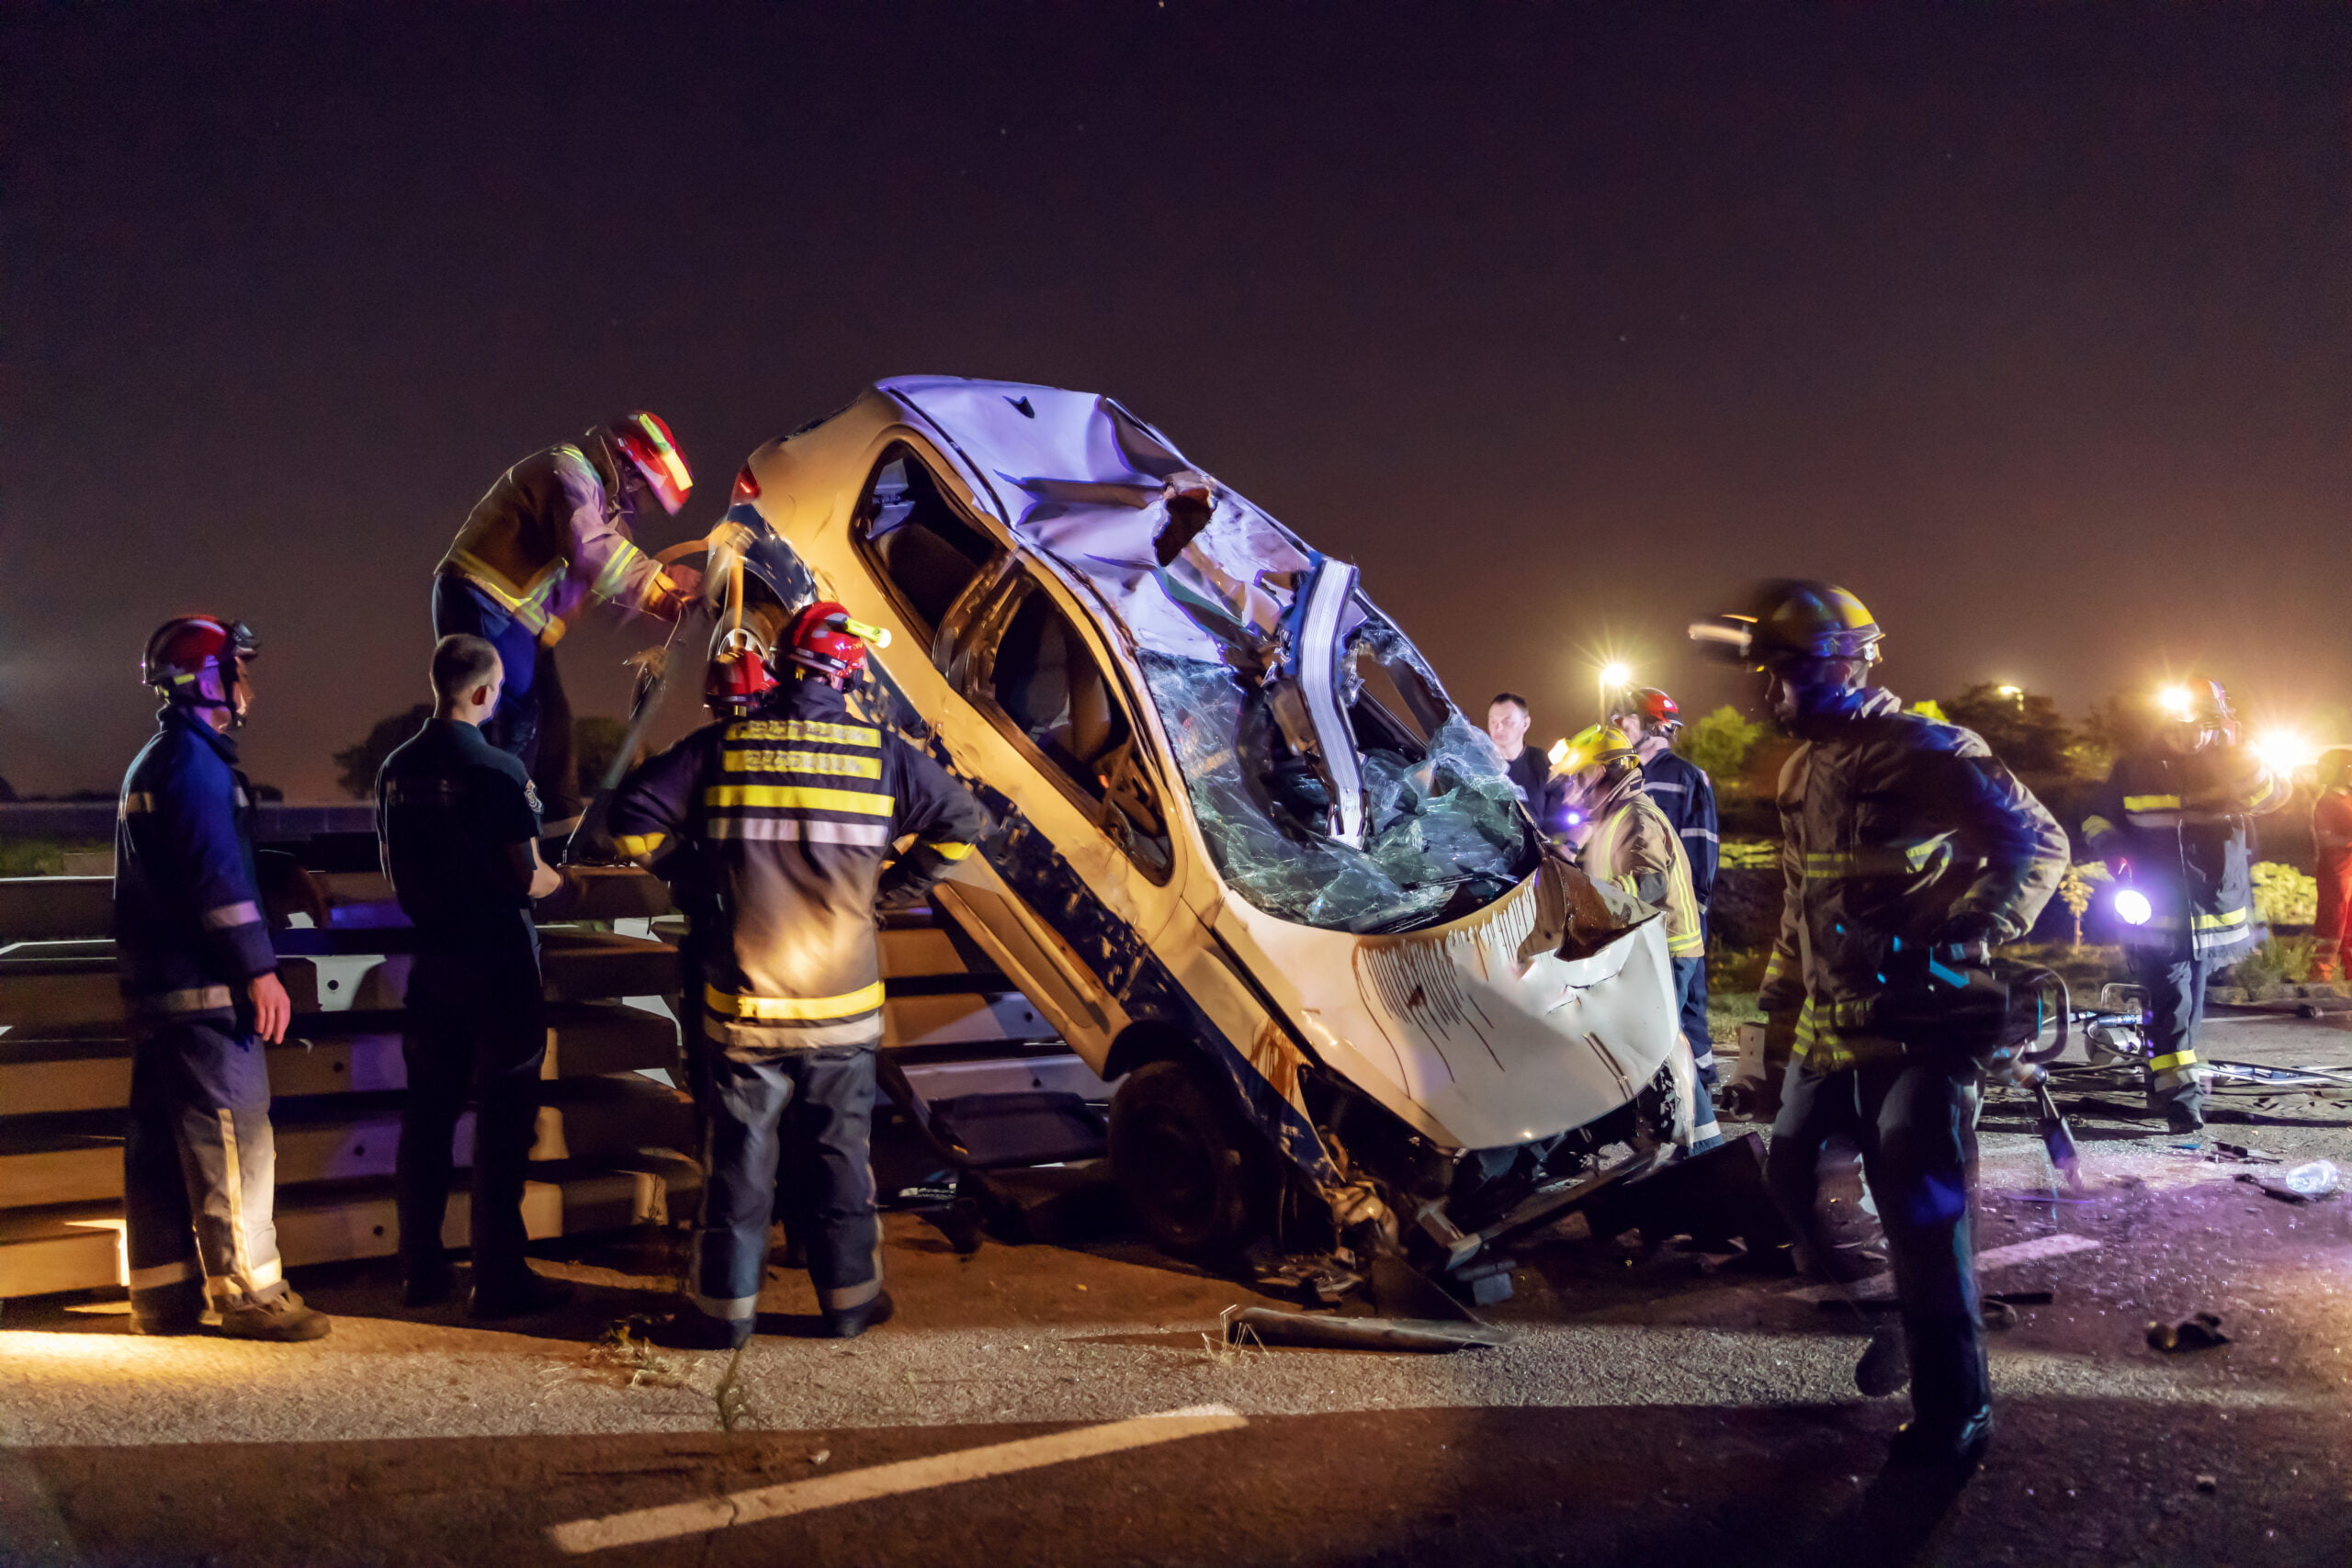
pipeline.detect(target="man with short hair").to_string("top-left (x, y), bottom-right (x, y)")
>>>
top-left (377, 634), bottom-right (571, 1317)
top-left (1612, 687), bottom-right (1721, 1090)
top-left (117, 615), bottom-right (330, 1340)
top-left (1486, 693), bottom-right (1563, 836)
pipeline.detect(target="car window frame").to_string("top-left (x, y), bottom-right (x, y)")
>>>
top-left (952, 566), bottom-right (1176, 885)
top-left (849, 440), bottom-right (1012, 669)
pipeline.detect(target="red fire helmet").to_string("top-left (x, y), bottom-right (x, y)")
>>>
top-left (141, 615), bottom-right (257, 702)
top-left (785, 601), bottom-right (884, 685)
top-left (606, 412), bottom-right (694, 516)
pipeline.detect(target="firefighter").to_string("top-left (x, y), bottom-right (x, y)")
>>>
top-left (1559, 722), bottom-right (1721, 1145)
top-left (610, 602), bottom-right (984, 1347)
top-left (376, 635), bottom-right (572, 1317)
top-left (2312, 749), bottom-right (2352, 984)
top-left (434, 412), bottom-right (704, 836)
top-left (2082, 678), bottom-right (2290, 1132)
top-left (1690, 581), bottom-right (2066, 1469)
top-left (115, 616), bottom-right (331, 1340)
top-left (1611, 687), bottom-right (1721, 1089)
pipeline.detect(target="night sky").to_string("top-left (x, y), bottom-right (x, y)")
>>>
top-left (6, 4), bottom-right (2347, 798)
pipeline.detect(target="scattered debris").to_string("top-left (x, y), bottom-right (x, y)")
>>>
top-left (589, 1321), bottom-right (691, 1390)
top-left (1225, 1306), bottom-right (1512, 1353)
top-left (1248, 1252), bottom-right (1363, 1308)
top-left (2211, 1141), bottom-right (2281, 1165)
top-left (2234, 1160), bottom-right (2342, 1203)
top-left (2146, 1313), bottom-right (2231, 1352)
top-left (808, 1449), bottom-right (831, 1466)
top-left (1200, 1304), bottom-right (1269, 1365)
top-left (1981, 1300), bottom-right (2019, 1330)
top-left (2196, 1473), bottom-right (2219, 1493)
top-left (714, 1342), bottom-right (754, 1432)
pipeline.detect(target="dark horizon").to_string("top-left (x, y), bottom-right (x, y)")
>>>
top-left (6, 4), bottom-right (2347, 798)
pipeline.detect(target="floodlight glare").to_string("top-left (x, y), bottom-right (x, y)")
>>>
top-left (2114, 887), bottom-right (2154, 927)
top-left (2254, 730), bottom-right (2316, 773)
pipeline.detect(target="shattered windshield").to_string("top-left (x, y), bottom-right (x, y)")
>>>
top-left (1139, 623), bottom-right (1540, 935)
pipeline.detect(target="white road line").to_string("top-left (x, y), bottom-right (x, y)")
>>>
top-left (1784, 1232), bottom-right (2103, 1303)
top-left (546, 1404), bottom-right (1248, 1554)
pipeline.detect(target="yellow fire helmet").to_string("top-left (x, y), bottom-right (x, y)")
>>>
top-left (1553, 722), bottom-right (1638, 775)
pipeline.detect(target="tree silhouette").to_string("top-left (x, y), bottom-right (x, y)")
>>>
top-left (332, 705), bottom-right (432, 799)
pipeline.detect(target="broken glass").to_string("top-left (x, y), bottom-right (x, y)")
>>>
top-left (1141, 649), bottom-right (1539, 934)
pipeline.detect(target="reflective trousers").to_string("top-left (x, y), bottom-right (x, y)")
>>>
top-left (397, 952), bottom-right (547, 1289)
top-left (689, 1042), bottom-right (882, 1324)
top-left (2312, 851), bottom-right (2349, 981)
top-left (1671, 954), bottom-right (1717, 1088)
top-left (124, 1020), bottom-right (287, 1315)
top-left (2128, 947), bottom-right (2210, 1115)
top-left (1767, 1053), bottom-right (1990, 1427)
top-left (430, 576), bottom-right (580, 829)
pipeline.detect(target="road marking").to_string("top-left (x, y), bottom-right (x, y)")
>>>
top-left (546, 1404), bottom-right (1248, 1554)
top-left (1785, 1232), bottom-right (2102, 1303)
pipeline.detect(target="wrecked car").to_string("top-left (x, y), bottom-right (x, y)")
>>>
top-left (702, 377), bottom-right (1704, 1297)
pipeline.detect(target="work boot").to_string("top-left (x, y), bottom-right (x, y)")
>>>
top-left (469, 1270), bottom-right (574, 1321)
top-left (651, 1308), bottom-right (753, 1351)
top-left (2164, 1100), bottom-right (2207, 1137)
top-left (130, 1282), bottom-right (206, 1336)
top-left (401, 1258), bottom-right (457, 1309)
top-left (820, 1291), bottom-right (894, 1340)
top-left (130, 1306), bottom-right (206, 1337)
top-left (217, 1288), bottom-right (333, 1343)
top-left (1887, 1408), bottom-right (1994, 1471)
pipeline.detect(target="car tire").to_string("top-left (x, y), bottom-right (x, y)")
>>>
top-left (1109, 1056), bottom-right (1267, 1264)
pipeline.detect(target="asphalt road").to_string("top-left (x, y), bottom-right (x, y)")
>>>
top-left (6, 1008), bottom-right (2352, 1568)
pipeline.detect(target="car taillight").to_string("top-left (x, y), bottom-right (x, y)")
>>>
top-left (732, 466), bottom-right (761, 502)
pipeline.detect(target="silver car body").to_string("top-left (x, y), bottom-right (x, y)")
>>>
top-left (729, 378), bottom-right (1697, 1229)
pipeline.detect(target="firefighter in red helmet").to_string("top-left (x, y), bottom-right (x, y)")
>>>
top-left (434, 412), bottom-right (705, 836)
top-left (115, 616), bottom-right (331, 1340)
top-left (2312, 748), bottom-right (2352, 984)
top-left (611, 603), bottom-right (984, 1347)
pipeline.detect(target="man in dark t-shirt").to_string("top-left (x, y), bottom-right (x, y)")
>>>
top-left (1487, 692), bottom-right (1563, 837)
top-left (377, 634), bottom-right (569, 1317)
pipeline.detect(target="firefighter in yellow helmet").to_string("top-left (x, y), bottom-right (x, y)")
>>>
top-left (1557, 722), bottom-right (1721, 1146)
top-left (1691, 580), bottom-right (2067, 1471)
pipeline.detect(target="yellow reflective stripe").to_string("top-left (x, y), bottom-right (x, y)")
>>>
top-left (1803, 840), bottom-right (1943, 878)
top-left (922, 839), bottom-right (977, 861)
top-left (704, 981), bottom-right (886, 1021)
top-left (614, 830), bottom-right (667, 860)
top-left (728, 719), bottom-right (879, 748)
top-left (703, 785), bottom-right (895, 815)
top-left (589, 539), bottom-right (650, 604)
top-left (2193, 908), bottom-right (2250, 931)
top-left (2081, 815), bottom-right (2117, 840)
top-left (447, 551), bottom-right (560, 632)
top-left (2148, 1050), bottom-right (2198, 1072)
top-left (721, 749), bottom-right (883, 779)
top-left (2122, 794), bottom-right (2181, 812)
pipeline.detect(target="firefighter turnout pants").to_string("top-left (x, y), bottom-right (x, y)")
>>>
top-left (125, 1021), bottom-right (288, 1317)
top-left (2128, 948), bottom-right (2211, 1117)
top-left (430, 576), bottom-right (580, 829)
top-left (397, 953), bottom-right (548, 1290)
top-left (1767, 1054), bottom-right (1990, 1428)
top-left (688, 1043), bottom-right (883, 1325)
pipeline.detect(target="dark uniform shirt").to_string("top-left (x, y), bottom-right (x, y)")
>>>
top-left (607, 677), bottom-right (985, 1053)
top-left (375, 718), bottom-right (543, 962)
top-left (1639, 750), bottom-right (1720, 906)
top-left (115, 707), bottom-right (278, 1027)
top-left (1502, 747), bottom-right (1562, 835)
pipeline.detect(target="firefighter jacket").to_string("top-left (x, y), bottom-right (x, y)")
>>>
top-left (114, 706), bottom-right (278, 1029)
top-left (1579, 779), bottom-right (1705, 959)
top-left (1757, 687), bottom-right (2068, 1072)
top-left (2312, 788), bottom-right (2352, 969)
top-left (1639, 750), bottom-right (1720, 907)
top-left (607, 677), bottom-right (986, 1052)
top-left (2081, 743), bottom-right (2289, 962)
top-left (437, 444), bottom-right (671, 647)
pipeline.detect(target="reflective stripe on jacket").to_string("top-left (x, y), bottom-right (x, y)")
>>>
top-left (437, 445), bottom-right (668, 644)
top-left (1757, 688), bottom-right (2068, 1071)
top-left (2081, 744), bottom-right (2287, 961)
top-left (1581, 787), bottom-right (1705, 958)
top-left (114, 707), bottom-right (277, 1025)
top-left (607, 679), bottom-right (986, 1051)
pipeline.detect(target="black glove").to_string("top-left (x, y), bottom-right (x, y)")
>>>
top-left (1933, 910), bottom-right (2001, 957)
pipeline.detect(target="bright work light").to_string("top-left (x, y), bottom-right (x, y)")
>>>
top-left (2114, 887), bottom-right (2153, 927)
top-left (2254, 729), bottom-right (2315, 772)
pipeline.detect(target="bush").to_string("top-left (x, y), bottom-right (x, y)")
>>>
top-left (2232, 936), bottom-right (2314, 992)
top-left (1674, 707), bottom-right (1764, 794)
top-left (2252, 862), bottom-right (2317, 928)
top-left (332, 705), bottom-right (434, 799)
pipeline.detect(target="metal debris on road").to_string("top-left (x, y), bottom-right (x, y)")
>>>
top-left (1223, 1306), bottom-right (1513, 1353)
top-left (2145, 1312), bottom-right (2231, 1352)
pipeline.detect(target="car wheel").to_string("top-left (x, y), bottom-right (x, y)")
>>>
top-left (1109, 1057), bottom-right (1268, 1263)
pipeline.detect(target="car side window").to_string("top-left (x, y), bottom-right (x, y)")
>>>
top-left (854, 450), bottom-right (1003, 647)
top-left (976, 578), bottom-right (1170, 878)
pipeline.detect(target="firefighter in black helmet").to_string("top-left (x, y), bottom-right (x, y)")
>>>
top-left (1692, 581), bottom-right (2066, 1471)
top-left (2082, 676), bottom-right (2289, 1134)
